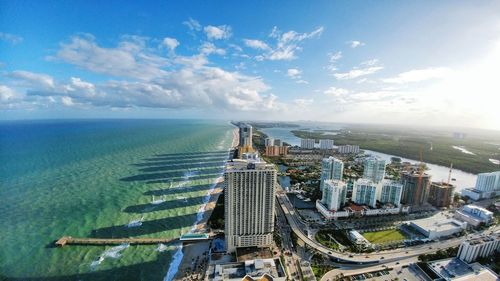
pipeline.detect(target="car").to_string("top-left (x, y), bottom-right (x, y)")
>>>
top-left (328, 251), bottom-right (332, 254)
top-left (349, 255), bottom-right (354, 258)
top-left (380, 257), bottom-right (384, 259)
top-left (395, 262), bottom-right (400, 265)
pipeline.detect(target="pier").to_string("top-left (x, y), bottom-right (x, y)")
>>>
top-left (55, 235), bottom-right (211, 247)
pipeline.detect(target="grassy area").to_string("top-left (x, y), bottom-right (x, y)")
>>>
top-left (362, 229), bottom-right (407, 244)
top-left (291, 126), bottom-right (500, 174)
top-left (315, 231), bottom-right (340, 250)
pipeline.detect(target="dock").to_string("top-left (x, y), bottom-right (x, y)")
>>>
top-left (55, 236), bottom-right (179, 247)
top-left (55, 234), bottom-right (212, 247)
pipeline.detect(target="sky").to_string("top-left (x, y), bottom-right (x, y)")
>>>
top-left (1, 1), bottom-right (500, 130)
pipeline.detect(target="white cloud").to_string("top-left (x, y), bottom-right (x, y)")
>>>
top-left (287, 68), bottom-right (302, 78)
top-left (54, 34), bottom-right (169, 80)
top-left (0, 32), bottom-right (23, 44)
top-left (334, 66), bottom-right (383, 80)
top-left (9, 70), bottom-right (55, 89)
top-left (348, 40), bottom-right (365, 48)
top-left (296, 80), bottom-right (309, 84)
top-left (293, 98), bottom-right (313, 107)
top-left (328, 51), bottom-right (342, 62)
top-left (382, 67), bottom-right (452, 84)
top-left (246, 26), bottom-right (324, 61)
top-left (162, 37), bottom-right (180, 51)
top-left (183, 18), bottom-right (202, 31)
top-left (324, 87), bottom-right (349, 97)
top-left (61, 96), bottom-right (75, 106)
top-left (199, 42), bottom-right (226, 55)
top-left (204, 25), bottom-right (232, 40)
top-left (0, 85), bottom-right (17, 102)
top-left (243, 39), bottom-right (270, 50)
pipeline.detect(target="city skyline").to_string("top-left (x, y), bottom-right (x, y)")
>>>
top-left (1, 1), bottom-right (500, 131)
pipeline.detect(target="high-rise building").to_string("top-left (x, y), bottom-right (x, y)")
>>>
top-left (319, 139), bottom-right (334, 150)
top-left (224, 158), bottom-right (277, 253)
top-left (264, 146), bottom-right (289, 157)
top-left (352, 179), bottom-right (379, 208)
top-left (363, 157), bottom-right (386, 183)
top-left (264, 137), bottom-right (274, 147)
top-left (274, 139), bottom-right (283, 146)
top-left (475, 171), bottom-right (500, 192)
top-left (238, 124), bottom-right (254, 157)
top-left (457, 233), bottom-right (500, 263)
top-left (321, 180), bottom-right (347, 211)
top-left (320, 157), bottom-right (344, 192)
top-left (238, 123), bottom-right (253, 147)
top-left (428, 182), bottom-right (455, 208)
top-left (400, 171), bottom-right (432, 206)
top-left (337, 145), bottom-right (360, 154)
top-left (380, 180), bottom-right (403, 207)
top-left (300, 138), bottom-right (315, 149)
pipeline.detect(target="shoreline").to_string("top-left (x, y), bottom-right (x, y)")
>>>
top-left (170, 127), bottom-right (238, 281)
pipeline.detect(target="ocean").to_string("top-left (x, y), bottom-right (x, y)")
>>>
top-left (0, 119), bottom-right (234, 281)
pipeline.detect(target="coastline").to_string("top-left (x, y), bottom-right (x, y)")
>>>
top-left (170, 127), bottom-right (238, 281)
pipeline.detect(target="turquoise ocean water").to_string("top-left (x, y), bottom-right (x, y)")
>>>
top-left (0, 119), bottom-right (234, 281)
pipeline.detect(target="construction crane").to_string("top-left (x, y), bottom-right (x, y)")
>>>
top-left (446, 163), bottom-right (453, 187)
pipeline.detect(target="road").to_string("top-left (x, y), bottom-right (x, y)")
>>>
top-left (276, 187), bottom-right (469, 266)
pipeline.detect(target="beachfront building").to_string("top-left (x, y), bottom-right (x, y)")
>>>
top-left (428, 182), bottom-right (455, 208)
top-left (224, 157), bottom-right (277, 253)
top-left (457, 233), bottom-right (500, 263)
top-left (400, 171), bottom-right (432, 207)
top-left (300, 138), bottom-right (315, 149)
top-left (454, 205), bottom-right (494, 228)
top-left (238, 123), bottom-right (254, 157)
top-left (320, 157), bottom-right (344, 192)
top-left (206, 258), bottom-right (287, 281)
top-left (352, 179), bottom-right (379, 208)
top-left (363, 157), bottom-right (386, 183)
top-left (321, 180), bottom-right (347, 211)
top-left (380, 180), bottom-right (403, 207)
top-left (264, 137), bottom-right (274, 147)
top-left (336, 145), bottom-right (360, 154)
top-left (319, 139), bottom-right (334, 150)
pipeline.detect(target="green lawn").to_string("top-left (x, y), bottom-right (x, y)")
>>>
top-left (362, 229), bottom-right (407, 244)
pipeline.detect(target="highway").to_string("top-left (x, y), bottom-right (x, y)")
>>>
top-left (275, 188), bottom-right (468, 266)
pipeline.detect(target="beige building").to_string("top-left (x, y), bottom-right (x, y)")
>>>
top-left (224, 158), bottom-right (277, 253)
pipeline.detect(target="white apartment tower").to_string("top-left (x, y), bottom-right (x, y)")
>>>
top-left (380, 180), bottom-right (403, 207)
top-left (475, 171), bottom-right (500, 192)
top-left (320, 157), bottom-right (344, 192)
top-left (352, 179), bottom-right (379, 208)
top-left (264, 137), bottom-right (275, 147)
top-left (457, 233), bottom-right (500, 263)
top-left (319, 139), bottom-right (334, 150)
top-left (321, 180), bottom-right (347, 211)
top-left (224, 159), bottom-right (277, 253)
top-left (363, 157), bottom-right (386, 183)
top-left (300, 138), bottom-right (315, 149)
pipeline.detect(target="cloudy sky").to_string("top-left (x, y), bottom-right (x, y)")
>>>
top-left (1, 1), bottom-right (500, 130)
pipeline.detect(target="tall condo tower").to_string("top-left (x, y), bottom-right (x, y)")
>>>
top-left (224, 158), bottom-right (277, 253)
top-left (320, 157), bottom-right (344, 192)
top-left (363, 157), bottom-right (386, 183)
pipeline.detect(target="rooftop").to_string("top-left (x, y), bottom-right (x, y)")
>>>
top-left (411, 213), bottom-right (466, 232)
top-left (428, 258), bottom-right (499, 281)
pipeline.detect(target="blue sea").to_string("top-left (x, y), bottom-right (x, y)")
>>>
top-left (0, 119), bottom-right (234, 280)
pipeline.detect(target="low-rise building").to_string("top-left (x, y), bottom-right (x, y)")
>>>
top-left (408, 216), bottom-right (467, 240)
top-left (316, 200), bottom-right (349, 219)
top-left (454, 205), bottom-right (494, 228)
top-left (426, 258), bottom-right (499, 281)
top-left (207, 258), bottom-right (287, 281)
top-left (457, 233), bottom-right (500, 263)
top-left (348, 230), bottom-right (369, 246)
top-left (461, 187), bottom-right (500, 201)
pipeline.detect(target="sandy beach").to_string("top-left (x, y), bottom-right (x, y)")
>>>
top-left (172, 127), bottom-right (238, 281)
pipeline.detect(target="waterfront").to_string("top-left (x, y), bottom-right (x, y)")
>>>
top-left (0, 119), bottom-right (235, 281)
top-left (261, 127), bottom-right (478, 192)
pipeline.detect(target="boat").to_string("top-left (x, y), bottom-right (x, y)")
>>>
top-left (126, 215), bottom-right (144, 228)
